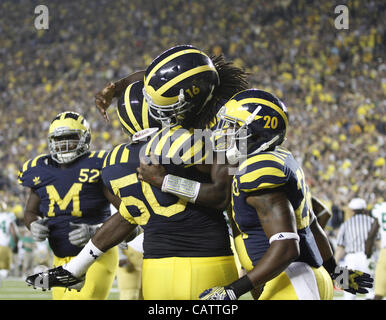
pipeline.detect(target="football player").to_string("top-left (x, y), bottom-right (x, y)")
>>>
top-left (197, 89), bottom-right (373, 300)
top-left (19, 111), bottom-right (118, 299)
top-left (368, 202), bottom-right (386, 300)
top-left (27, 86), bottom-right (236, 300)
top-left (0, 202), bottom-right (18, 287)
top-left (25, 45), bottom-right (250, 299)
top-left (312, 196), bottom-right (332, 230)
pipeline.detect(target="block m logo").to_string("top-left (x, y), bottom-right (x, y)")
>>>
top-left (46, 183), bottom-right (83, 217)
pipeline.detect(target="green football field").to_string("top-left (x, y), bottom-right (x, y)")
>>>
top-left (0, 277), bottom-right (254, 300)
top-left (0, 277), bottom-right (363, 300)
top-left (0, 277), bottom-right (120, 300)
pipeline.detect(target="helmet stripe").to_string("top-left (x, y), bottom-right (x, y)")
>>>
top-left (237, 97), bottom-right (288, 130)
top-left (123, 84), bottom-right (143, 133)
top-left (145, 49), bottom-right (205, 87)
top-left (157, 65), bottom-right (217, 96)
top-left (141, 96), bottom-right (149, 131)
top-left (116, 109), bottom-right (136, 135)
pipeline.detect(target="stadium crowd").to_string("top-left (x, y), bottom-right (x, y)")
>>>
top-left (0, 0), bottom-right (384, 224)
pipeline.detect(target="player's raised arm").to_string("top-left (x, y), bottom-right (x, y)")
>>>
top-left (311, 196), bottom-right (332, 230)
top-left (95, 70), bottom-right (145, 121)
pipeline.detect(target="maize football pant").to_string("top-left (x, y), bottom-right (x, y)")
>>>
top-left (52, 246), bottom-right (118, 300)
top-left (142, 255), bottom-right (238, 300)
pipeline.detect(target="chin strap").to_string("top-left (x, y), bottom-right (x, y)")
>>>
top-left (249, 135), bottom-right (280, 156)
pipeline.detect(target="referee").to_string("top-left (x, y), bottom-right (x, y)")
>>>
top-left (334, 198), bottom-right (375, 299)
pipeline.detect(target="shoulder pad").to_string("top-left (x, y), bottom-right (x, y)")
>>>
top-left (103, 144), bottom-right (130, 168)
top-left (17, 154), bottom-right (49, 187)
top-left (145, 126), bottom-right (210, 166)
top-left (237, 152), bottom-right (288, 193)
top-left (88, 150), bottom-right (108, 160)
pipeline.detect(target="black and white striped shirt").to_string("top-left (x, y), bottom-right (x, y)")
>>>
top-left (336, 214), bottom-right (375, 253)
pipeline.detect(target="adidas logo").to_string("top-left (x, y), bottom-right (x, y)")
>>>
top-left (278, 233), bottom-right (284, 239)
top-left (89, 249), bottom-right (98, 260)
top-left (33, 176), bottom-right (41, 185)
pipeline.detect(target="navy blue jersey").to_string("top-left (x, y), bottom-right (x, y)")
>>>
top-left (144, 125), bottom-right (213, 168)
top-left (232, 147), bottom-right (323, 268)
top-left (18, 152), bottom-right (111, 257)
top-left (102, 142), bottom-right (232, 259)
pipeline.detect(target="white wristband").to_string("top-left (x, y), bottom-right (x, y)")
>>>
top-left (269, 232), bottom-right (300, 244)
top-left (161, 174), bottom-right (201, 203)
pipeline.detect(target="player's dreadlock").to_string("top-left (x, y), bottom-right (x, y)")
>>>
top-left (183, 54), bottom-right (250, 129)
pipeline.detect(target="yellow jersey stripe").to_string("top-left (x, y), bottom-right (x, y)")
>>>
top-left (240, 167), bottom-right (286, 184)
top-left (120, 146), bottom-right (130, 163)
top-left (239, 154), bottom-right (285, 171)
top-left (154, 129), bottom-right (176, 155)
top-left (181, 138), bottom-right (204, 163)
top-left (102, 152), bottom-right (109, 168)
top-left (31, 155), bottom-right (45, 168)
top-left (124, 85), bottom-right (143, 133)
top-left (89, 151), bottom-right (96, 158)
top-left (145, 126), bottom-right (169, 155)
top-left (97, 150), bottom-right (106, 158)
top-left (22, 159), bottom-right (32, 173)
top-left (266, 151), bottom-right (286, 161)
top-left (166, 130), bottom-right (193, 158)
top-left (241, 182), bottom-right (286, 192)
top-left (145, 49), bottom-right (204, 87)
top-left (184, 149), bottom-right (208, 167)
top-left (109, 144), bottom-right (125, 166)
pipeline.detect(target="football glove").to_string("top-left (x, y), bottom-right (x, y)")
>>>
top-left (68, 222), bottom-right (101, 247)
top-left (199, 286), bottom-right (237, 300)
top-left (331, 267), bottom-right (374, 295)
top-left (30, 218), bottom-right (49, 241)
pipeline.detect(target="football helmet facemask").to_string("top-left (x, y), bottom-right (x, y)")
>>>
top-left (48, 111), bottom-right (91, 164)
top-left (143, 45), bottom-right (220, 126)
top-left (211, 89), bottom-right (288, 163)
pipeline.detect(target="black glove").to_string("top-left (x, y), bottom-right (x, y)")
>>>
top-left (331, 266), bottom-right (373, 295)
top-left (324, 257), bottom-right (373, 295)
